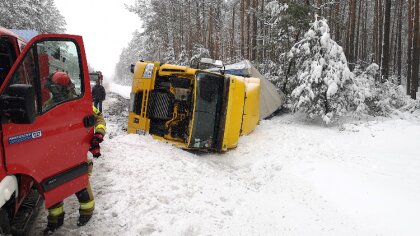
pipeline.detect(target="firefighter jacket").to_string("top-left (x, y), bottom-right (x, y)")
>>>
top-left (93, 106), bottom-right (106, 136)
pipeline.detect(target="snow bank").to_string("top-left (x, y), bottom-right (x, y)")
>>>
top-left (108, 82), bottom-right (131, 99)
top-left (32, 94), bottom-right (420, 235)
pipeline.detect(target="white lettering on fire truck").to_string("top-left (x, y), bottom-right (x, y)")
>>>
top-left (8, 130), bottom-right (43, 145)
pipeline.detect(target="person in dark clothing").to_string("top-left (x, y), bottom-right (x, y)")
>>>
top-left (92, 79), bottom-right (106, 112)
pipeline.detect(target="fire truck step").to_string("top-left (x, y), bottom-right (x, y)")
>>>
top-left (11, 188), bottom-right (43, 236)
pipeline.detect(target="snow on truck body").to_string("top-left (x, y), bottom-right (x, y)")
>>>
top-left (128, 61), bottom-right (260, 152)
top-left (208, 60), bottom-right (285, 119)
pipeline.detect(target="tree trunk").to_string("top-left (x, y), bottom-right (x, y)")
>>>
top-left (195, 1), bottom-right (201, 46)
top-left (391, 0), bottom-right (399, 76)
top-left (231, 3), bottom-right (236, 60)
top-left (208, 6), bottom-right (214, 57)
top-left (251, 0), bottom-right (258, 61)
top-left (260, 0), bottom-right (265, 60)
top-left (355, 0), bottom-right (362, 63)
top-left (214, 2), bottom-right (221, 59)
top-left (202, 0), bottom-right (206, 44)
top-left (340, 1), bottom-right (348, 43)
top-left (410, 0), bottom-right (419, 99)
top-left (407, 0), bottom-right (413, 95)
top-left (381, 0), bottom-right (391, 82)
top-left (362, 0), bottom-right (368, 62)
top-left (334, 0), bottom-right (340, 42)
top-left (346, 0), bottom-right (357, 69)
top-left (396, 0), bottom-right (404, 84)
top-left (316, 0), bottom-right (322, 18)
top-left (374, 0), bottom-right (379, 63)
top-left (241, 0), bottom-right (245, 57)
top-left (378, 0), bottom-right (383, 65)
top-left (245, 0), bottom-right (251, 59)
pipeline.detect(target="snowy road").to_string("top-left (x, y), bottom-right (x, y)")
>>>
top-left (32, 92), bottom-right (420, 236)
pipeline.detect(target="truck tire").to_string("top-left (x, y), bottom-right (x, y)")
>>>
top-left (0, 208), bottom-right (11, 235)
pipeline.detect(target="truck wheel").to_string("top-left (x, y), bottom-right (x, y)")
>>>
top-left (0, 208), bottom-right (11, 235)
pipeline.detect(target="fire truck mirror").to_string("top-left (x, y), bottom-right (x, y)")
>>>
top-left (130, 64), bottom-right (135, 73)
top-left (0, 84), bottom-right (36, 124)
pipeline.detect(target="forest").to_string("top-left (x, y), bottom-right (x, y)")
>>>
top-left (115, 0), bottom-right (419, 98)
top-left (0, 0), bottom-right (66, 34)
top-left (0, 0), bottom-right (418, 123)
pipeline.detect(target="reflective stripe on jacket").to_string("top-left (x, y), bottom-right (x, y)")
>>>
top-left (93, 106), bottom-right (106, 135)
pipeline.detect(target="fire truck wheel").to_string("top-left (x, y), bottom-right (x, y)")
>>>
top-left (0, 208), bottom-right (11, 235)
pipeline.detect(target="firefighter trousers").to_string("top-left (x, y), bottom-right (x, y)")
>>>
top-left (47, 160), bottom-right (95, 223)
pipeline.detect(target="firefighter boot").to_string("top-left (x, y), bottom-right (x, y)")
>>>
top-left (77, 214), bottom-right (92, 226)
top-left (76, 185), bottom-right (95, 226)
top-left (44, 202), bottom-right (65, 235)
top-left (77, 201), bottom-right (94, 226)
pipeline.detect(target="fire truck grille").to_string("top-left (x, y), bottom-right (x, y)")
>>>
top-left (147, 92), bottom-right (174, 120)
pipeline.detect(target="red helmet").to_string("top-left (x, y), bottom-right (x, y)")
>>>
top-left (52, 72), bottom-right (71, 87)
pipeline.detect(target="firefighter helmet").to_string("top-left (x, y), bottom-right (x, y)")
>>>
top-left (49, 72), bottom-right (76, 102)
top-left (51, 71), bottom-right (71, 87)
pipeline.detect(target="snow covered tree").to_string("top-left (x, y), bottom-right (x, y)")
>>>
top-left (114, 31), bottom-right (149, 85)
top-left (286, 20), bottom-right (355, 124)
top-left (0, 0), bottom-right (66, 33)
top-left (354, 63), bottom-right (418, 116)
top-left (189, 44), bottom-right (210, 68)
top-left (162, 46), bottom-right (176, 64)
top-left (38, 0), bottom-right (66, 33)
top-left (257, 2), bottom-right (312, 88)
top-left (177, 47), bottom-right (189, 66)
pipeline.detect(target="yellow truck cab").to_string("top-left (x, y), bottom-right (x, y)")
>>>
top-left (127, 61), bottom-right (260, 152)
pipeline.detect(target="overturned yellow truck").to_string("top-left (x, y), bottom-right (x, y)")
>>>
top-left (127, 60), bottom-right (284, 152)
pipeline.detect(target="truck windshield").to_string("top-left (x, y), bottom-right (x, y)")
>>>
top-left (189, 72), bottom-right (225, 150)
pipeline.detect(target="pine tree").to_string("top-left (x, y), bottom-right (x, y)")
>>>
top-left (287, 20), bottom-right (355, 123)
top-left (0, 0), bottom-right (66, 33)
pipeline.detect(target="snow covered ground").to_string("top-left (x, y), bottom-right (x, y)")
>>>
top-left (32, 86), bottom-right (420, 235)
top-left (106, 82), bottom-right (131, 99)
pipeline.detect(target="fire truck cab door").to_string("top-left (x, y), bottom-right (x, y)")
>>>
top-left (0, 35), bottom-right (93, 208)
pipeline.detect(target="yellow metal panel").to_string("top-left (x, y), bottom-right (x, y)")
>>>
top-left (127, 113), bottom-right (150, 134)
top-left (186, 78), bottom-right (197, 147)
top-left (241, 77), bottom-right (260, 135)
top-left (128, 62), bottom-right (158, 134)
top-left (159, 64), bottom-right (189, 76)
top-left (222, 76), bottom-right (245, 150)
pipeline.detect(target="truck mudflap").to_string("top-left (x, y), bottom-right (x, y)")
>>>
top-left (10, 187), bottom-right (43, 235)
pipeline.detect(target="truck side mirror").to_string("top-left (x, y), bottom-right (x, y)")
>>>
top-left (0, 84), bottom-right (36, 124)
top-left (130, 64), bottom-right (135, 74)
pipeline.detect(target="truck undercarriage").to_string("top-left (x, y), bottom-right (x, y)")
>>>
top-left (0, 187), bottom-right (43, 235)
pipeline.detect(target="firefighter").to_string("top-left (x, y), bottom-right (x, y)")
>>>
top-left (43, 72), bottom-right (106, 235)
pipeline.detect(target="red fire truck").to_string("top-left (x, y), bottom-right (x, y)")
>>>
top-left (0, 27), bottom-right (95, 234)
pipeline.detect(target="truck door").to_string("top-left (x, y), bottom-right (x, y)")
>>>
top-left (0, 35), bottom-right (93, 208)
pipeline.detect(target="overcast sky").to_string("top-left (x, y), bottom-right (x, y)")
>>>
top-left (55, 0), bottom-right (142, 80)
